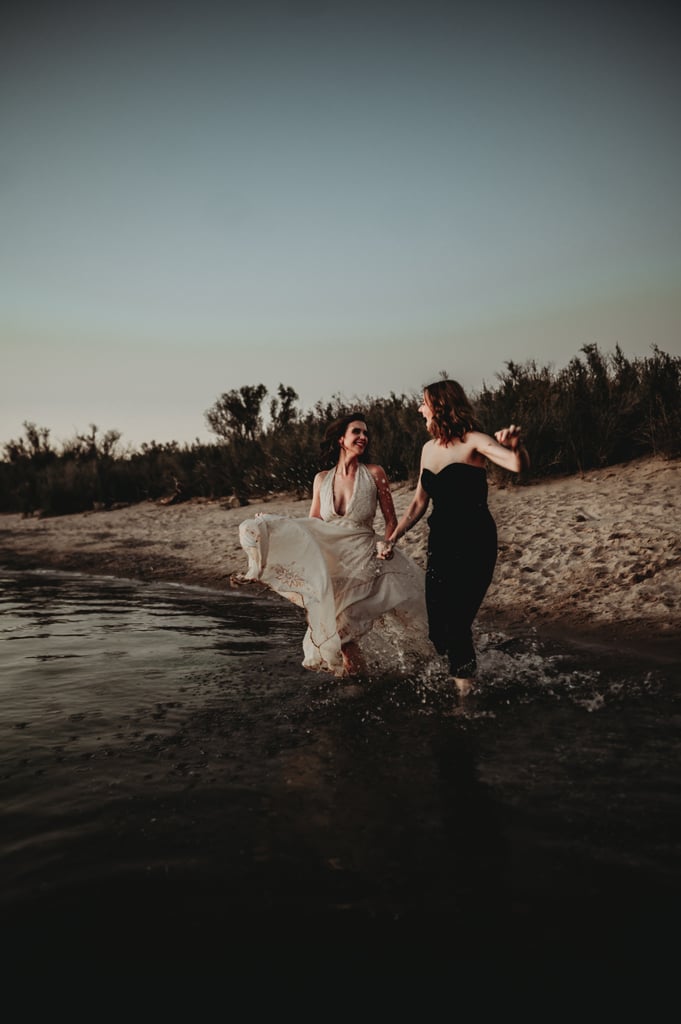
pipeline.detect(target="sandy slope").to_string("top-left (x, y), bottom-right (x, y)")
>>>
top-left (1, 454), bottom-right (679, 650)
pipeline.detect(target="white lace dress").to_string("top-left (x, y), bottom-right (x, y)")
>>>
top-left (237, 464), bottom-right (427, 676)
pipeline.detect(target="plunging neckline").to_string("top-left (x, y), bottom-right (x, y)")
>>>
top-left (332, 463), bottom-right (361, 517)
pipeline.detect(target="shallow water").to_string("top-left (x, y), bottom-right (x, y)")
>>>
top-left (1, 567), bottom-right (680, 968)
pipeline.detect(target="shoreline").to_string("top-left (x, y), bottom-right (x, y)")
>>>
top-left (1, 453), bottom-right (679, 663)
top-left (1, 551), bottom-right (678, 669)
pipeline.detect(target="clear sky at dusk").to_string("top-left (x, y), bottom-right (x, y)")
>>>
top-left (2, 0), bottom-right (680, 449)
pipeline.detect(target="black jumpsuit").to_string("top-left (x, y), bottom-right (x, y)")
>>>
top-left (421, 463), bottom-right (498, 677)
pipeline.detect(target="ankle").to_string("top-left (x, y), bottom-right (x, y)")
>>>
top-left (450, 676), bottom-right (474, 697)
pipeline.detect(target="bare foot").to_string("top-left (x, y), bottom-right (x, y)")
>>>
top-left (341, 641), bottom-right (366, 676)
top-left (229, 573), bottom-right (266, 590)
top-left (229, 572), bottom-right (251, 587)
top-left (451, 677), bottom-right (474, 697)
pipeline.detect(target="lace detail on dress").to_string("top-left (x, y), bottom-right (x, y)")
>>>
top-left (270, 564), bottom-right (307, 590)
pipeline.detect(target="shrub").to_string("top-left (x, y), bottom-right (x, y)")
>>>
top-left (1, 346), bottom-right (678, 516)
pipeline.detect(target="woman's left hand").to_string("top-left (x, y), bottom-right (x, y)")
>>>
top-left (495, 424), bottom-right (522, 450)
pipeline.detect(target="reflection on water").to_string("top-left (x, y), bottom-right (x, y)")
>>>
top-left (1, 567), bottom-right (680, 966)
top-left (0, 567), bottom-right (303, 740)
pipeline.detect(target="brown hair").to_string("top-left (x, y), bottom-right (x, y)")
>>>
top-left (319, 412), bottom-right (370, 468)
top-left (424, 380), bottom-right (481, 443)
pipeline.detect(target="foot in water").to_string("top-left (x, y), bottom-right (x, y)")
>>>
top-left (451, 677), bottom-right (474, 698)
top-left (341, 641), bottom-right (367, 677)
top-left (229, 573), bottom-right (267, 590)
top-left (229, 572), bottom-right (251, 587)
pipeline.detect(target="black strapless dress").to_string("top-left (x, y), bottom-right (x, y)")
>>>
top-left (421, 463), bottom-right (498, 677)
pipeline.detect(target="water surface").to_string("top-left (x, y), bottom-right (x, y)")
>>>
top-left (1, 567), bottom-right (679, 968)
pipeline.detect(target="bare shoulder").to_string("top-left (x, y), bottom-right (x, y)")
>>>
top-left (366, 463), bottom-right (388, 481)
top-left (367, 465), bottom-right (394, 493)
top-left (419, 439), bottom-right (438, 465)
top-left (313, 469), bottom-right (329, 486)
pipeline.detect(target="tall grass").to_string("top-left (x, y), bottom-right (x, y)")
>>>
top-left (1, 345), bottom-right (678, 516)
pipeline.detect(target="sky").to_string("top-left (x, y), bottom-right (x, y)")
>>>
top-left (2, 0), bottom-right (680, 450)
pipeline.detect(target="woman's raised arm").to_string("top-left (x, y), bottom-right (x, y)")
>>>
top-left (474, 425), bottom-right (530, 474)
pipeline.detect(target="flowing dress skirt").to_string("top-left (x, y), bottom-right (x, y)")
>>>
top-left (238, 513), bottom-right (427, 676)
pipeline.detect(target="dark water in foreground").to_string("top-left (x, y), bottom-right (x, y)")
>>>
top-left (1, 568), bottom-right (680, 969)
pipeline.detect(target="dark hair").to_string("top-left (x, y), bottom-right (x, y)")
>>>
top-left (424, 380), bottom-right (481, 443)
top-left (319, 412), bottom-right (370, 467)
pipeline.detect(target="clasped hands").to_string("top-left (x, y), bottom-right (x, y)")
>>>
top-left (376, 540), bottom-right (394, 561)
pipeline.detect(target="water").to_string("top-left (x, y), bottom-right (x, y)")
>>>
top-left (1, 567), bottom-right (680, 968)
top-left (1, 568), bottom-right (303, 745)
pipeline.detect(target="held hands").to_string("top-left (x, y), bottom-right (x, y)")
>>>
top-left (494, 424), bottom-right (523, 450)
top-left (376, 540), bottom-right (394, 561)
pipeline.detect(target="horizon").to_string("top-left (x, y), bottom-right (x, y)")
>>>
top-left (3, 1), bottom-right (680, 449)
top-left (3, 340), bottom-right (676, 455)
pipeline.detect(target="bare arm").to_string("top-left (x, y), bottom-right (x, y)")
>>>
top-left (474, 425), bottom-right (530, 473)
top-left (308, 471), bottom-right (326, 518)
top-left (388, 479), bottom-right (430, 545)
top-left (369, 465), bottom-right (398, 539)
top-left (377, 448), bottom-right (430, 558)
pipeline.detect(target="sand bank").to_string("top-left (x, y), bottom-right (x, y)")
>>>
top-left (1, 454), bottom-right (679, 655)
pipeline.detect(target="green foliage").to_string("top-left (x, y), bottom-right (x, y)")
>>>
top-left (1, 347), bottom-right (679, 516)
top-left (205, 384), bottom-right (268, 441)
top-left (476, 344), bottom-right (681, 481)
top-left (269, 384), bottom-right (299, 431)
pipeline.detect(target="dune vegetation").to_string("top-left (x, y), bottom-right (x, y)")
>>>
top-left (1, 344), bottom-right (679, 517)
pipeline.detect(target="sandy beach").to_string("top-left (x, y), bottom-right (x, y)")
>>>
top-left (1, 454), bottom-right (679, 657)
top-left (2, 454), bottom-right (680, 970)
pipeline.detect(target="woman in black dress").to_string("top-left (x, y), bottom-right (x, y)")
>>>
top-left (381, 379), bottom-right (529, 695)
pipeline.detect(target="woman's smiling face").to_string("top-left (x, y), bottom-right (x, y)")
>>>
top-left (341, 420), bottom-right (369, 455)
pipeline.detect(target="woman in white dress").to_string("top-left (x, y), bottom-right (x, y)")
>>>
top-left (236, 413), bottom-right (426, 677)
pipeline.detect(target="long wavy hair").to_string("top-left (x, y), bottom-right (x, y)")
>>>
top-left (424, 380), bottom-right (481, 443)
top-left (319, 412), bottom-right (371, 468)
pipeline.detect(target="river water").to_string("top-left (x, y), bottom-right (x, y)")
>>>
top-left (1, 567), bottom-right (679, 969)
